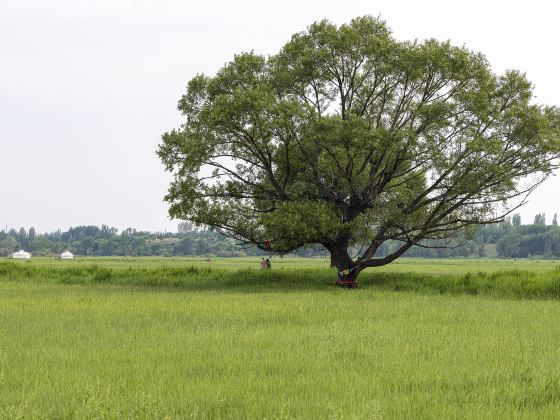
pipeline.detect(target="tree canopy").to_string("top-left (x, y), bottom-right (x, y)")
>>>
top-left (158, 16), bottom-right (560, 279)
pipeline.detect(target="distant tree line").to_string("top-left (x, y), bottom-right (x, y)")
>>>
top-left (0, 214), bottom-right (559, 259)
top-left (0, 223), bottom-right (246, 258)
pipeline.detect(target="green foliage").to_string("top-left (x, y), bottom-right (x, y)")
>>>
top-left (0, 234), bottom-right (18, 257)
top-left (2, 216), bottom-right (560, 259)
top-left (261, 201), bottom-right (345, 251)
top-left (159, 16), bottom-right (560, 273)
top-left (0, 226), bottom-right (260, 258)
top-left (494, 223), bottom-right (560, 258)
top-left (534, 213), bottom-right (546, 225)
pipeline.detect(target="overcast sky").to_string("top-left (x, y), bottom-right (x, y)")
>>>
top-left (1, 0), bottom-right (559, 233)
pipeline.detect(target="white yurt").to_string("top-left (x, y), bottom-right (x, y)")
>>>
top-left (13, 250), bottom-right (31, 259)
top-left (60, 250), bottom-right (74, 260)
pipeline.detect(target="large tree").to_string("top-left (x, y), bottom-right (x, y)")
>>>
top-left (158, 16), bottom-right (560, 281)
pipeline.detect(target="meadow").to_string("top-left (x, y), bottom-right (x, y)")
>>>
top-left (2, 257), bottom-right (560, 419)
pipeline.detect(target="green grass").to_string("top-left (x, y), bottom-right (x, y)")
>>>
top-left (2, 258), bottom-right (560, 418)
top-left (2, 258), bottom-right (560, 299)
top-left (7, 255), bottom-right (560, 274)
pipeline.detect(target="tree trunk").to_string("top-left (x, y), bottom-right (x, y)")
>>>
top-left (328, 244), bottom-right (361, 288)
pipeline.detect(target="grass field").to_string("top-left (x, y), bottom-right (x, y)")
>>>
top-left (2, 257), bottom-right (560, 418)
top-left (10, 256), bottom-right (560, 274)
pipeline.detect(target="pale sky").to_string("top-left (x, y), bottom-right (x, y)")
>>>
top-left (1, 0), bottom-right (559, 233)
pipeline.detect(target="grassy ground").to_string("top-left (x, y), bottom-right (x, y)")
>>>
top-left (9, 255), bottom-right (560, 275)
top-left (2, 258), bottom-right (560, 418)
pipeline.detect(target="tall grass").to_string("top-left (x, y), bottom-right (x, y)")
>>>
top-left (3, 259), bottom-right (560, 417)
top-left (3, 280), bottom-right (560, 418)
top-left (1, 261), bottom-right (560, 299)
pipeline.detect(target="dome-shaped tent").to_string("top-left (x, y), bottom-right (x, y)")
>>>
top-left (13, 250), bottom-right (31, 259)
top-left (60, 250), bottom-right (74, 260)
